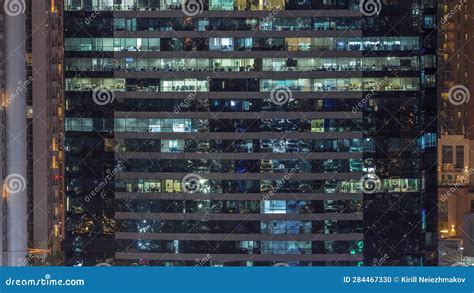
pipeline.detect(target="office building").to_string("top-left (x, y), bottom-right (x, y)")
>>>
top-left (63, 0), bottom-right (438, 266)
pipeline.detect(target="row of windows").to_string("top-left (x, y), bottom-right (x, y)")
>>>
top-left (65, 0), bottom-right (358, 11)
top-left (64, 37), bottom-right (420, 52)
top-left (116, 219), bottom-right (363, 235)
top-left (114, 260), bottom-right (361, 266)
top-left (65, 118), bottom-right (364, 133)
top-left (441, 145), bottom-right (465, 170)
top-left (112, 138), bottom-right (371, 153)
top-left (115, 178), bottom-right (421, 194)
top-left (65, 77), bottom-right (420, 92)
top-left (65, 17), bottom-right (361, 33)
top-left (114, 159), bottom-right (363, 173)
top-left (65, 56), bottom-right (420, 72)
top-left (109, 17), bottom-right (361, 32)
top-left (115, 239), bottom-right (363, 255)
top-left (118, 199), bottom-right (363, 214)
top-left (66, 97), bottom-right (373, 113)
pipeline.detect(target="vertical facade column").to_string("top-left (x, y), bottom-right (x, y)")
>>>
top-left (31, 0), bottom-right (49, 253)
top-left (5, 8), bottom-right (28, 266)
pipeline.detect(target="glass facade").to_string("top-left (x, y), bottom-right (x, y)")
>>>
top-left (63, 0), bottom-right (438, 266)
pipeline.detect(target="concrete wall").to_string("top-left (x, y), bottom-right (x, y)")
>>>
top-left (462, 211), bottom-right (474, 256)
top-left (439, 186), bottom-right (473, 238)
top-left (4, 1), bottom-right (28, 266)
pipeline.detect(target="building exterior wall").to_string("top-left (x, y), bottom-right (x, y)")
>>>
top-left (438, 186), bottom-right (473, 238)
top-left (0, 107), bottom-right (4, 265)
top-left (437, 135), bottom-right (473, 239)
top-left (63, 0), bottom-right (437, 266)
top-left (3, 0), bottom-right (29, 266)
top-left (30, 0), bottom-right (64, 258)
top-left (462, 211), bottom-right (474, 256)
top-left (439, 0), bottom-right (474, 137)
top-left (0, 0), bottom-right (64, 266)
top-left (0, 1), bottom-right (5, 266)
top-left (438, 0), bottom-right (474, 250)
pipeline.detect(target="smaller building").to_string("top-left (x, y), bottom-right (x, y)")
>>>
top-left (438, 135), bottom-right (474, 239)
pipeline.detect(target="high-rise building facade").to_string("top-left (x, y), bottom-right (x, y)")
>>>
top-left (437, 0), bottom-right (474, 263)
top-left (1, 0), bottom-right (64, 266)
top-left (438, 0), bottom-right (474, 242)
top-left (63, 0), bottom-right (438, 266)
top-left (28, 0), bottom-right (65, 261)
